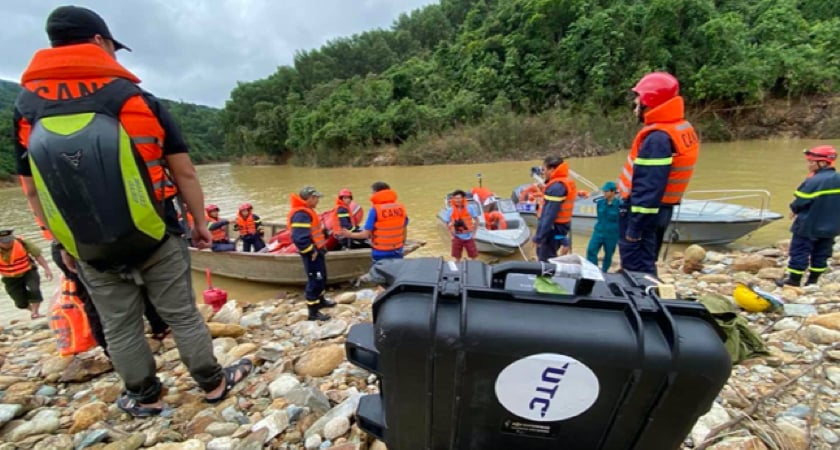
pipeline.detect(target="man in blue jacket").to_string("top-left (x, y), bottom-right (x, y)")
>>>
top-left (779, 145), bottom-right (840, 287)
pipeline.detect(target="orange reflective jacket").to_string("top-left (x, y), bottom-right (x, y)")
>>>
top-left (370, 189), bottom-right (407, 251)
top-left (206, 216), bottom-right (227, 242)
top-left (471, 187), bottom-right (493, 204)
top-left (543, 163), bottom-right (577, 224)
top-left (617, 96), bottom-right (699, 204)
top-left (448, 199), bottom-right (474, 232)
top-left (49, 277), bottom-right (96, 356)
top-left (0, 238), bottom-right (33, 277)
top-left (236, 213), bottom-right (257, 236)
top-left (332, 197), bottom-right (359, 233)
top-left (17, 44), bottom-right (176, 201)
top-left (484, 211), bottom-right (507, 230)
top-left (287, 194), bottom-right (327, 250)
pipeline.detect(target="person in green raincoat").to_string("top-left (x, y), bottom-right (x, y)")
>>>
top-left (586, 181), bottom-right (621, 272)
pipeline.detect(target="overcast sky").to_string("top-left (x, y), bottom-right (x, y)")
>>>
top-left (1, 0), bottom-right (438, 107)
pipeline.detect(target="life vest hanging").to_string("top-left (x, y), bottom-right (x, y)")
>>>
top-left (49, 277), bottom-right (96, 356)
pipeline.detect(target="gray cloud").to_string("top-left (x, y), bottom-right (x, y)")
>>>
top-left (1, 0), bottom-right (438, 107)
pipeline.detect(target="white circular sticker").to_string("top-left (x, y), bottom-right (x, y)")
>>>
top-left (494, 353), bottom-right (599, 422)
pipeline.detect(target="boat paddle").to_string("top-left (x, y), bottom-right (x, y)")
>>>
top-left (203, 268), bottom-right (228, 312)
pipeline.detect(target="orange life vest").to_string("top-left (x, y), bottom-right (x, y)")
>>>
top-left (49, 277), bottom-right (96, 356)
top-left (0, 238), bottom-right (33, 278)
top-left (484, 211), bottom-right (507, 230)
top-left (349, 201), bottom-right (364, 225)
top-left (370, 189), bottom-right (407, 251)
top-left (617, 96), bottom-right (699, 204)
top-left (448, 199), bottom-right (474, 231)
top-left (287, 194), bottom-right (327, 250)
top-left (206, 215), bottom-right (227, 242)
top-left (17, 44), bottom-right (177, 201)
top-left (236, 212), bottom-right (257, 236)
top-left (332, 197), bottom-right (359, 233)
top-left (471, 187), bottom-right (494, 204)
top-left (519, 183), bottom-right (544, 204)
top-left (542, 163), bottom-right (577, 224)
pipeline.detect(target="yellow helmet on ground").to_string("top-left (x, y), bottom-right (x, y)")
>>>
top-left (732, 283), bottom-right (783, 312)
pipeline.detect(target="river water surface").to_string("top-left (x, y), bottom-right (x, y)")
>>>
top-left (1, 138), bottom-right (837, 324)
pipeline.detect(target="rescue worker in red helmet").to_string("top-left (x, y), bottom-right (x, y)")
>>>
top-left (205, 205), bottom-right (235, 252)
top-left (617, 72), bottom-right (700, 276)
top-left (333, 189), bottom-right (370, 249)
top-left (777, 145), bottom-right (840, 287)
top-left (234, 202), bottom-right (264, 252)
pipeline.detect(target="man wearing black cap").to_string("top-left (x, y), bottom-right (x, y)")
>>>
top-left (12, 6), bottom-right (251, 417)
top-left (288, 186), bottom-right (336, 321)
top-left (0, 229), bottom-right (53, 319)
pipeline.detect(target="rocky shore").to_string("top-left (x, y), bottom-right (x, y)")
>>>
top-left (0, 239), bottom-right (838, 450)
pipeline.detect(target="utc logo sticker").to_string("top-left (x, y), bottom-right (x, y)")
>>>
top-left (494, 353), bottom-right (600, 422)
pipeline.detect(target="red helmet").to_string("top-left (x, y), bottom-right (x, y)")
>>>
top-left (338, 188), bottom-right (353, 198)
top-left (205, 204), bottom-right (219, 213)
top-left (804, 145), bottom-right (837, 163)
top-left (632, 72), bottom-right (679, 109)
top-left (238, 202), bottom-right (253, 211)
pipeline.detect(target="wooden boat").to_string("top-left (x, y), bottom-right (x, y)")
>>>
top-left (189, 222), bottom-right (424, 285)
top-left (511, 171), bottom-right (783, 245)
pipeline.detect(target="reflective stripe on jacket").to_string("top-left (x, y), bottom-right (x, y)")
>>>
top-left (617, 96), bottom-right (699, 206)
top-left (287, 194), bottom-right (327, 253)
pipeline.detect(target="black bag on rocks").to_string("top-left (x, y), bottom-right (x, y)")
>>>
top-left (346, 257), bottom-right (731, 450)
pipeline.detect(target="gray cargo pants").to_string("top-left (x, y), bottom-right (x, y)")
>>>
top-left (77, 236), bottom-right (222, 403)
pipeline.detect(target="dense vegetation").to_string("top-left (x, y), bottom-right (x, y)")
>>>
top-left (0, 79), bottom-right (224, 180)
top-left (222, 0), bottom-right (840, 166)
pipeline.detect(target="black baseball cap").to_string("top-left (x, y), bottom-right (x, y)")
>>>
top-left (46, 5), bottom-right (131, 51)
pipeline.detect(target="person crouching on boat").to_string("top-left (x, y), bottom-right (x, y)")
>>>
top-left (447, 189), bottom-right (480, 262)
top-left (586, 181), bottom-right (621, 272)
top-left (533, 156), bottom-right (576, 262)
top-left (778, 145), bottom-right (840, 287)
top-left (332, 189), bottom-right (370, 249)
top-left (205, 205), bottom-right (236, 252)
top-left (484, 201), bottom-right (507, 231)
top-left (234, 203), bottom-right (265, 252)
top-left (288, 186), bottom-right (335, 321)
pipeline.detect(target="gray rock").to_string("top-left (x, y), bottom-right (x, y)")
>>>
top-left (75, 429), bottom-right (110, 449)
top-left (304, 389), bottom-right (361, 438)
top-left (9, 408), bottom-right (60, 441)
top-left (256, 343), bottom-right (285, 362)
top-left (285, 386), bottom-right (331, 415)
top-left (240, 311), bottom-right (265, 328)
top-left (322, 416), bottom-right (350, 440)
top-left (0, 404), bottom-right (23, 427)
top-left (35, 385), bottom-right (57, 397)
top-left (286, 405), bottom-right (304, 423)
top-left (690, 403), bottom-right (730, 444)
top-left (783, 304), bottom-right (817, 317)
top-left (269, 374), bottom-right (301, 399)
top-left (212, 300), bottom-right (242, 324)
top-left (250, 410), bottom-right (289, 443)
top-left (206, 422), bottom-right (239, 437)
top-left (820, 412), bottom-right (840, 425)
top-left (826, 366), bottom-right (840, 387)
top-left (304, 434), bottom-right (322, 450)
top-left (33, 434), bottom-right (73, 450)
top-left (221, 406), bottom-right (249, 425)
top-left (319, 440), bottom-right (332, 449)
top-left (773, 318), bottom-right (801, 331)
top-left (816, 427), bottom-right (839, 444)
top-left (318, 320), bottom-right (348, 340)
top-left (782, 342), bottom-right (807, 353)
top-left (779, 404), bottom-right (811, 419)
top-left (206, 437), bottom-right (238, 450)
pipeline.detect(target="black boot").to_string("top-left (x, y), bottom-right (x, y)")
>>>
top-left (775, 273), bottom-right (802, 288)
top-left (307, 304), bottom-right (330, 321)
top-left (805, 271), bottom-right (822, 286)
top-left (318, 296), bottom-right (336, 308)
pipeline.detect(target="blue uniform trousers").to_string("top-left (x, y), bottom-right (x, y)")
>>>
top-left (301, 251), bottom-right (327, 302)
top-left (618, 205), bottom-right (673, 276)
top-left (787, 234), bottom-right (834, 275)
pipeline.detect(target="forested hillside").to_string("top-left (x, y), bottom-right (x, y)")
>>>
top-left (223, 0), bottom-right (840, 166)
top-left (0, 79), bottom-right (224, 180)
